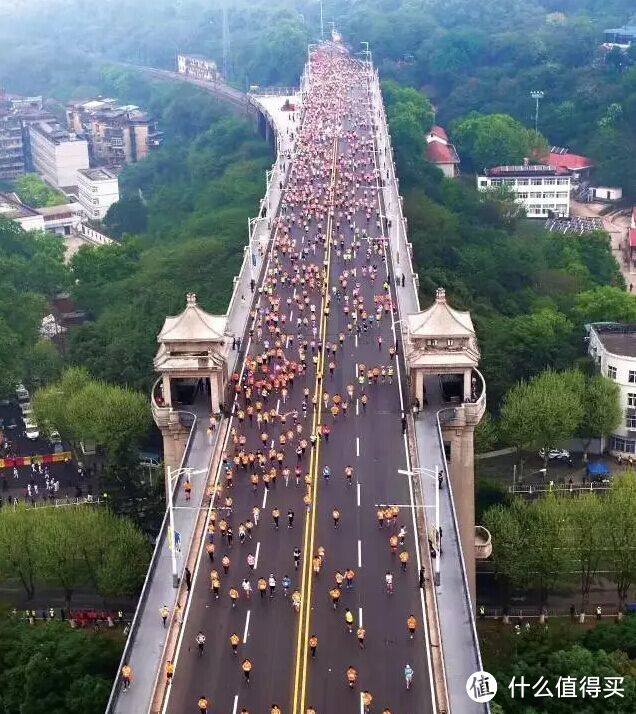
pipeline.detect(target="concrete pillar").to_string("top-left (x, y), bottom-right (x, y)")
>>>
top-left (449, 426), bottom-right (477, 606)
top-left (414, 369), bottom-right (424, 404)
top-left (210, 372), bottom-right (220, 414)
top-left (162, 374), bottom-right (172, 406)
top-left (161, 425), bottom-right (189, 474)
top-left (463, 369), bottom-right (472, 402)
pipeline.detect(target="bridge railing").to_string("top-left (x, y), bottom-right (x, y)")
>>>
top-left (104, 409), bottom-right (198, 714)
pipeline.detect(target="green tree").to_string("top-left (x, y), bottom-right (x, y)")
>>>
top-left (579, 374), bottom-right (622, 458)
top-left (604, 473), bottom-right (636, 609)
top-left (566, 493), bottom-right (604, 611)
top-left (500, 369), bottom-right (584, 470)
top-left (451, 112), bottom-right (548, 171)
top-left (0, 505), bottom-right (40, 599)
top-left (573, 286), bottom-right (636, 324)
top-left (474, 411), bottom-right (498, 454)
top-left (14, 173), bottom-right (66, 208)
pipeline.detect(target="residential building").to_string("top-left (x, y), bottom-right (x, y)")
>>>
top-left (76, 167), bottom-right (119, 220)
top-left (588, 185), bottom-right (623, 202)
top-left (177, 53), bottom-right (220, 81)
top-left (29, 121), bottom-right (89, 189)
top-left (477, 164), bottom-right (571, 218)
top-left (36, 202), bottom-right (83, 235)
top-left (66, 99), bottom-right (162, 169)
top-left (588, 323), bottom-right (636, 455)
top-left (0, 113), bottom-right (25, 179)
top-left (603, 24), bottom-right (636, 46)
top-left (0, 191), bottom-right (45, 231)
top-left (424, 125), bottom-right (460, 178)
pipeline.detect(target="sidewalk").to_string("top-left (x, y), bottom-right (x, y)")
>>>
top-left (370, 72), bottom-right (487, 714)
top-left (108, 90), bottom-right (301, 714)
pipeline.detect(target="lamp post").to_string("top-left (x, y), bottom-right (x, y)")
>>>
top-left (166, 466), bottom-right (205, 587)
top-left (398, 465), bottom-right (441, 585)
top-left (248, 216), bottom-right (261, 280)
top-left (530, 90), bottom-right (544, 133)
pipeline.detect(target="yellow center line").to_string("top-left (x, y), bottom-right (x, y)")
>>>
top-left (292, 107), bottom-right (341, 714)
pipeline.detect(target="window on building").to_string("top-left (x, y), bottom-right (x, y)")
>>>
top-left (426, 339), bottom-right (438, 347)
top-left (627, 415), bottom-right (636, 429)
top-left (491, 179), bottom-right (502, 186)
top-left (447, 339), bottom-right (454, 347)
top-left (610, 435), bottom-right (636, 453)
top-left (517, 179), bottom-right (529, 185)
top-left (517, 192), bottom-right (529, 199)
top-left (531, 178), bottom-right (543, 185)
top-left (479, 180), bottom-right (487, 187)
top-left (544, 178), bottom-right (555, 185)
top-left (628, 393), bottom-right (636, 407)
top-left (530, 192), bottom-right (542, 198)
top-left (608, 365), bottom-right (617, 379)
top-left (557, 178), bottom-right (569, 185)
top-left (630, 370), bottom-right (636, 383)
top-left (542, 192), bottom-right (555, 199)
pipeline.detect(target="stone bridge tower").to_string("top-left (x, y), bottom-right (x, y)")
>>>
top-left (151, 293), bottom-right (228, 472)
top-left (406, 287), bottom-right (490, 603)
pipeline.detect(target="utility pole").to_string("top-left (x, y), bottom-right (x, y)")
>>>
top-left (319, 0), bottom-right (324, 40)
top-left (530, 90), bottom-right (544, 133)
top-left (222, 4), bottom-right (230, 81)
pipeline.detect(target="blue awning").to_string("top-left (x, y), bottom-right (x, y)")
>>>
top-left (586, 461), bottom-right (610, 475)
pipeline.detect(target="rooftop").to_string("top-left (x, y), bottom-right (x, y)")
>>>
top-left (546, 148), bottom-right (594, 171)
top-left (426, 141), bottom-right (460, 165)
top-left (428, 124), bottom-right (448, 141)
top-left (0, 192), bottom-right (39, 220)
top-left (592, 323), bottom-right (636, 357)
top-left (77, 167), bottom-right (117, 182)
top-left (30, 121), bottom-right (84, 144)
top-left (408, 287), bottom-right (475, 338)
top-left (484, 164), bottom-right (561, 177)
top-left (158, 293), bottom-right (227, 344)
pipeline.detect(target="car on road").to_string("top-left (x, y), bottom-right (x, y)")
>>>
top-left (538, 448), bottom-right (571, 461)
top-left (49, 429), bottom-right (64, 453)
top-left (20, 402), bottom-right (33, 418)
top-left (15, 384), bottom-right (29, 403)
top-left (24, 419), bottom-right (39, 440)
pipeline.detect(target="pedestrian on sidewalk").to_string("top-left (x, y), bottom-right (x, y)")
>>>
top-left (185, 567), bottom-right (192, 591)
top-left (159, 604), bottom-right (169, 627)
top-left (401, 413), bottom-right (407, 434)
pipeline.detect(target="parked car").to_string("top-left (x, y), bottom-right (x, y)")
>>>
top-left (20, 401), bottom-right (33, 416)
top-left (5, 417), bottom-right (17, 430)
top-left (15, 384), bottom-right (29, 403)
top-left (24, 420), bottom-right (39, 440)
top-left (538, 448), bottom-right (571, 461)
top-left (49, 430), bottom-right (63, 453)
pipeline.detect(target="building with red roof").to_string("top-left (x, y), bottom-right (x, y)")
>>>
top-left (424, 124), bottom-right (460, 178)
top-left (541, 146), bottom-right (594, 180)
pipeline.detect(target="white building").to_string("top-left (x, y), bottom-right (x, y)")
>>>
top-left (589, 186), bottom-right (623, 203)
top-left (588, 323), bottom-right (636, 455)
top-left (477, 164), bottom-right (571, 218)
top-left (76, 167), bottom-right (119, 220)
top-left (0, 191), bottom-right (45, 231)
top-left (29, 121), bottom-right (89, 189)
top-left (36, 202), bottom-right (82, 235)
top-left (177, 54), bottom-right (219, 81)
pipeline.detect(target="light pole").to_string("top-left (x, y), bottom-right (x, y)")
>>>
top-left (318, 0), bottom-right (324, 41)
top-left (166, 466), bottom-right (205, 588)
top-left (248, 216), bottom-right (261, 280)
top-left (398, 465), bottom-right (441, 585)
top-left (530, 90), bottom-right (544, 133)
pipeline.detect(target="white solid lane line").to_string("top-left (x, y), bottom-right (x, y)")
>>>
top-left (243, 610), bottom-right (251, 643)
top-left (356, 398), bottom-right (359, 416)
top-left (356, 436), bottom-right (360, 457)
top-left (254, 541), bottom-right (261, 569)
top-left (357, 482), bottom-right (361, 507)
top-left (262, 488), bottom-right (268, 509)
top-left (232, 694), bottom-right (238, 714)
top-left (358, 606), bottom-right (363, 628)
top-left (358, 539), bottom-right (362, 568)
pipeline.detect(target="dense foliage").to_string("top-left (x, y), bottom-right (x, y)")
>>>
top-left (14, 174), bottom-right (66, 208)
top-left (0, 616), bottom-right (122, 714)
top-left (0, 220), bottom-right (68, 395)
top-left (484, 474), bottom-right (636, 608)
top-left (0, 505), bottom-right (150, 604)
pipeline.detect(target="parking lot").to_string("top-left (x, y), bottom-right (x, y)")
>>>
top-left (0, 396), bottom-right (94, 504)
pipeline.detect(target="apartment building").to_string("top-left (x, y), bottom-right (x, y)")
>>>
top-left (588, 323), bottom-right (636, 456)
top-left (177, 53), bottom-right (220, 81)
top-left (0, 113), bottom-right (25, 180)
top-left (76, 167), bottom-right (119, 220)
top-left (66, 99), bottom-right (162, 169)
top-left (477, 164), bottom-right (571, 218)
top-left (29, 121), bottom-right (89, 189)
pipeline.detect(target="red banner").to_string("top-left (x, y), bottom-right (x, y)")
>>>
top-left (0, 452), bottom-right (71, 469)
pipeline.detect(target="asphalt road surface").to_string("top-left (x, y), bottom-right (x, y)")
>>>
top-left (164, 47), bottom-right (433, 714)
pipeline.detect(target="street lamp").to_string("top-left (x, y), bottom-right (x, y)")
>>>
top-left (398, 465), bottom-right (441, 585)
top-left (166, 466), bottom-right (205, 587)
top-left (530, 90), bottom-right (544, 133)
top-left (248, 216), bottom-right (262, 280)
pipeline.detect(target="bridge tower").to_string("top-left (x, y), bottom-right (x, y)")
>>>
top-left (151, 293), bottom-right (228, 471)
top-left (406, 287), bottom-right (490, 603)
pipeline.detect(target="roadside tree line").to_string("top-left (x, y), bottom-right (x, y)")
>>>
top-left (0, 505), bottom-right (151, 606)
top-left (484, 474), bottom-right (636, 610)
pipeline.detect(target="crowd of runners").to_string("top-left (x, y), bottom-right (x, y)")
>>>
top-left (123, 44), bottom-right (427, 714)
